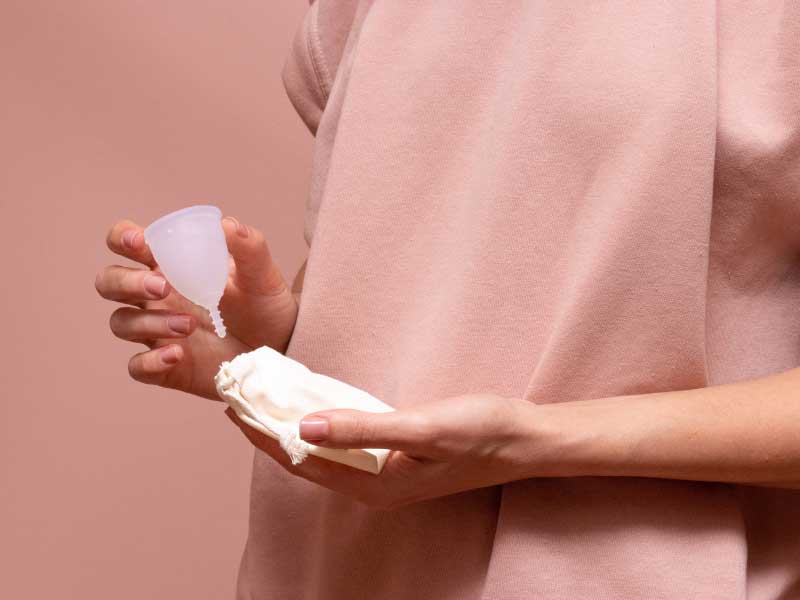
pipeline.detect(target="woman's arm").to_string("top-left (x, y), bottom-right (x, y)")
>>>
top-left (530, 367), bottom-right (800, 488)
top-left (225, 367), bottom-right (800, 509)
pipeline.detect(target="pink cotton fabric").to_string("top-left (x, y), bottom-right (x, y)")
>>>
top-left (237, 2), bottom-right (800, 599)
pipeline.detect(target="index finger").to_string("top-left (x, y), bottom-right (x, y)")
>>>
top-left (106, 220), bottom-right (157, 268)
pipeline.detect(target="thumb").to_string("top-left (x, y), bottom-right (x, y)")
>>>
top-left (222, 216), bottom-right (286, 295)
top-left (299, 409), bottom-right (431, 452)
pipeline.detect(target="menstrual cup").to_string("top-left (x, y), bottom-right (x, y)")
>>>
top-left (143, 205), bottom-right (229, 337)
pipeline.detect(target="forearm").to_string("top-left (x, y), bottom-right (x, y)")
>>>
top-left (526, 368), bottom-right (800, 489)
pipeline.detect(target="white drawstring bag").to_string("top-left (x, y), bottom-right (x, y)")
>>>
top-left (215, 345), bottom-right (394, 474)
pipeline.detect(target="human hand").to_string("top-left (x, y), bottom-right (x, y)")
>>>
top-left (225, 394), bottom-right (547, 509)
top-left (95, 216), bottom-right (298, 399)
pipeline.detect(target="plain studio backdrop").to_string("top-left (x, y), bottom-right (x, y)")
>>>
top-left (1, 2), bottom-right (311, 598)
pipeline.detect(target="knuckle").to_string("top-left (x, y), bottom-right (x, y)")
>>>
top-left (255, 238), bottom-right (269, 259)
top-left (412, 412), bottom-right (436, 438)
top-left (108, 308), bottom-right (132, 337)
top-left (408, 412), bottom-right (438, 451)
top-left (348, 417), bottom-right (372, 446)
top-left (106, 221), bottom-right (130, 251)
top-left (108, 310), bottom-right (122, 335)
top-left (248, 225), bottom-right (265, 244)
top-left (127, 356), bottom-right (141, 381)
top-left (107, 220), bottom-right (142, 255)
top-left (123, 269), bottom-right (149, 296)
top-left (251, 229), bottom-right (270, 255)
top-left (121, 269), bottom-right (137, 292)
top-left (99, 265), bottom-right (134, 298)
top-left (105, 225), bottom-right (118, 251)
top-left (127, 350), bottom-right (161, 385)
top-left (94, 272), bottom-right (105, 296)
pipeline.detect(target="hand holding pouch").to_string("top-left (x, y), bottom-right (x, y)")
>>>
top-left (215, 345), bottom-right (394, 474)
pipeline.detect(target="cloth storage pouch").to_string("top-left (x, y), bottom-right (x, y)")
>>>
top-left (215, 345), bottom-right (394, 474)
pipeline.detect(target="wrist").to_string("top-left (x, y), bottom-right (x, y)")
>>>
top-left (512, 398), bottom-right (634, 480)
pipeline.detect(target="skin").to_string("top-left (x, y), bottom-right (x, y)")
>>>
top-left (95, 217), bottom-right (298, 399)
top-left (97, 219), bottom-right (800, 512)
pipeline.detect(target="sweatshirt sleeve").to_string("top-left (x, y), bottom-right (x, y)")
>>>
top-left (282, 1), bottom-right (359, 135)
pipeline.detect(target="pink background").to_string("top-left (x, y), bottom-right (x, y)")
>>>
top-left (1, 1), bottom-right (310, 597)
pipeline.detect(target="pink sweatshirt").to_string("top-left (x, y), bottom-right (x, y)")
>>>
top-left (238, 2), bottom-right (800, 598)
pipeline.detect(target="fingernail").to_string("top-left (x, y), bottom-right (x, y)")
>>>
top-left (160, 346), bottom-right (181, 364)
top-left (144, 274), bottom-right (167, 297)
top-left (224, 216), bottom-right (249, 238)
top-left (167, 316), bottom-right (192, 334)
top-left (122, 230), bottom-right (139, 249)
top-left (300, 417), bottom-right (329, 442)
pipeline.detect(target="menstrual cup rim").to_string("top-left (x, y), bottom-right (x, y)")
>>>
top-left (143, 205), bottom-right (222, 241)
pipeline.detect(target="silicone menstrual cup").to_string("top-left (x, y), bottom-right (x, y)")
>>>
top-left (143, 205), bottom-right (229, 337)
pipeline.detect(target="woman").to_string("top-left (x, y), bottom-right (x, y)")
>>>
top-left (95, 3), bottom-right (800, 599)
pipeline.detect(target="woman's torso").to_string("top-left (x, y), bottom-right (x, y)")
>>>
top-left (239, 3), bottom-right (800, 598)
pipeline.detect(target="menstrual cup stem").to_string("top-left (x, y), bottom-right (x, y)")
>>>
top-left (208, 305), bottom-right (227, 338)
